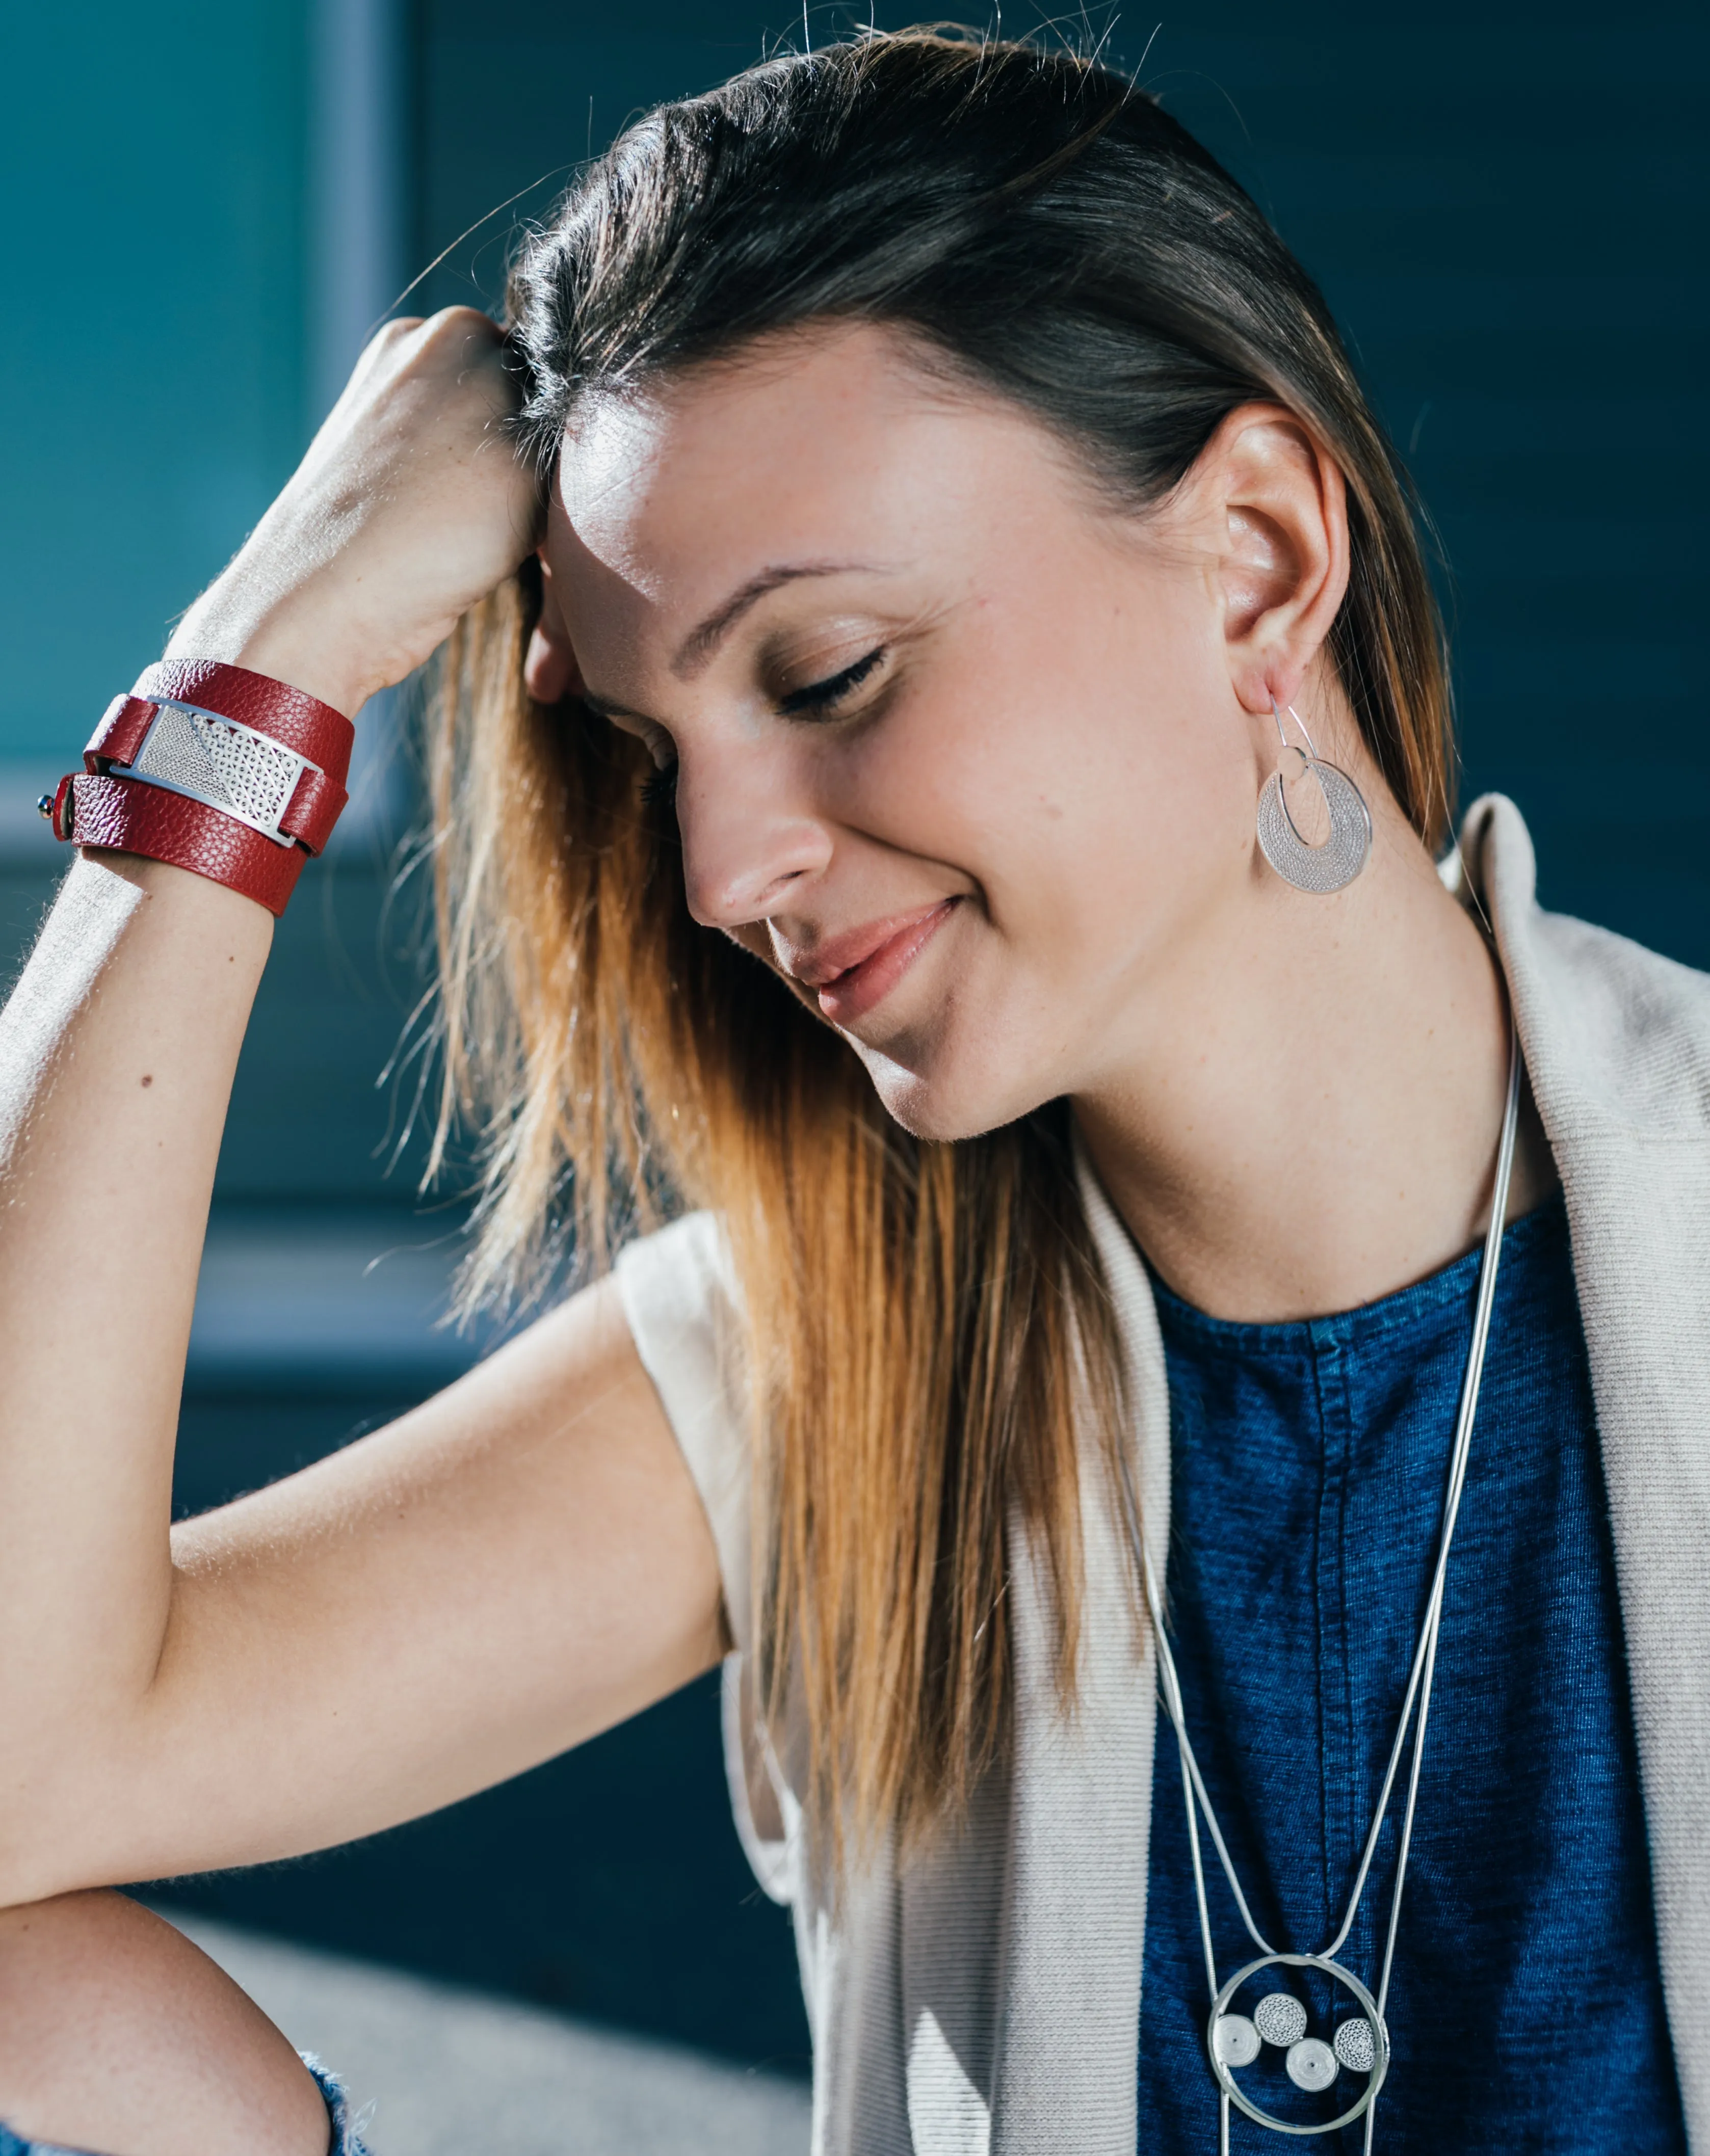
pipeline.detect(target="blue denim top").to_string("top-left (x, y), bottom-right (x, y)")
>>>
top-left (1136, 1192), bottom-right (1687, 2153)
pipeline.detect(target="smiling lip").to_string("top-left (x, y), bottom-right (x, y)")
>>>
top-left (794, 899), bottom-right (960, 1025)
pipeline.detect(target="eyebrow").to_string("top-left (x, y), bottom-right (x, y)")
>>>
top-left (671, 561), bottom-right (884, 678)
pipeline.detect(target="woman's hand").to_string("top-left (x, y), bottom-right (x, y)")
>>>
top-left (167, 308), bottom-right (539, 715)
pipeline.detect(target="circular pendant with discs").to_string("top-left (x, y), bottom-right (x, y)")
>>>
top-left (1206, 1953), bottom-right (1389, 2136)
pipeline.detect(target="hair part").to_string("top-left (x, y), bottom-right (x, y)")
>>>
top-left (430, 26), bottom-right (1454, 1859)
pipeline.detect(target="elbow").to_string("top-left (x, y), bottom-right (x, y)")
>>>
top-left (0, 1769), bottom-right (133, 1915)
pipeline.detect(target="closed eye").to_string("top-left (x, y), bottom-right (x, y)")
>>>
top-left (778, 645), bottom-right (887, 717)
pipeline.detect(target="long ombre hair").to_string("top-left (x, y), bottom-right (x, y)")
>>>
top-left (428, 31), bottom-right (1454, 1856)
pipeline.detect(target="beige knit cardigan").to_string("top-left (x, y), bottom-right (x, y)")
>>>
top-left (616, 796), bottom-right (1710, 2154)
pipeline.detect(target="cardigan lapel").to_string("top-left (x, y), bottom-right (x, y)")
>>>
top-left (1460, 794), bottom-right (1710, 2149)
top-left (981, 1154), bottom-right (1172, 2155)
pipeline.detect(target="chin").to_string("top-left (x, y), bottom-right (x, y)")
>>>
top-left (855, 1040), bottom-right (1053, 1147)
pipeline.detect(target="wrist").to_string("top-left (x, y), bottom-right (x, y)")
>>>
top-left (45, 660), bottom-right (357, 918)
top-left (163, 593), bottom-right (373, 721)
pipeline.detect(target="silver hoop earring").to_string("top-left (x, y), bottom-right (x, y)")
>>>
top-left (1256, 701), bottom-right (1372, 895)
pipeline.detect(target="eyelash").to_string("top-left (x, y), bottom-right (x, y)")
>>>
top-left (778, 645), bottom-right (887, 717)
top-left (636, 647), bottom-right (889, 815)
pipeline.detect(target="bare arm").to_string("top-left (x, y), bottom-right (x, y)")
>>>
top-left (0, 312), bottom-right (725, 1906)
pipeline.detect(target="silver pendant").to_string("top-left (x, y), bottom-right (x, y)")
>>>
top-left (1132, 1036), bottom-right (1525, 2156)
top-left (1207, 1952), bottom-right (1389, 2135)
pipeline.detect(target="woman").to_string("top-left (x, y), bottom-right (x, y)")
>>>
top-left (0, 29), bottom-right (1702, 2156)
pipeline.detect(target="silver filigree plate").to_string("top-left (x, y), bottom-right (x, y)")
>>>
top-left (1207, 1953), bottom-right (1390, 2137)
top-left (1256, 755), bottom-right (1372, 895)
top-left (122, 701), bottom-right (313, 847)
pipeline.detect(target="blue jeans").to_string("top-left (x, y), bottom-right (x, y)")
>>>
top-left (0, 2054), bottom-right (369, 2155)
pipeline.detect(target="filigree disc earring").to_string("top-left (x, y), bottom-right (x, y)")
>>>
top-left (1256, 700), bottom-right (1372, 894)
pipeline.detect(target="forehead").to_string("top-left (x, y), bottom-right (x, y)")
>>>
top-left (551, 323), bottom-right (1089, 603)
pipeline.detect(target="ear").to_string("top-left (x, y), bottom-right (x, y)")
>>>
top-left (1199, 405), bottom-right (1350, 717)
top-left (523, 548), bottom-right (584, 705)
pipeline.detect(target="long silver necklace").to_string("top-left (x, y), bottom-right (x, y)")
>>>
top-left (1119, 1028), bottom-right (1522, 2153)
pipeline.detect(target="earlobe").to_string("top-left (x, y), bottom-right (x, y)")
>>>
top-left (523, 549), bottom-right (584, 706)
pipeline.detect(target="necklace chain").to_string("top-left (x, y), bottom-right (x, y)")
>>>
top-left (1118, 1027), bottom-right (1523, 2150)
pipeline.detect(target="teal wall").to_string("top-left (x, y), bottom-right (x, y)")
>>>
top-left (0, 2), bottom-right (418, 1212)
top-left (0, 2), bottom-right (309, 764)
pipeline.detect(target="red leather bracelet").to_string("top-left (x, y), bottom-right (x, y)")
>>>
top-left (50, 771), bottom-right (308, 916)
top-left (41, 661), bottom-right (356, 917)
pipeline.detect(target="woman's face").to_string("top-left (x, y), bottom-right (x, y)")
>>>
top-left (538, 322), bottom-right (1349, 1141)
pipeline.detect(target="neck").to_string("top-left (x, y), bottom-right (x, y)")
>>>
top-left (1073, 786), bottom-right (1555, 1324)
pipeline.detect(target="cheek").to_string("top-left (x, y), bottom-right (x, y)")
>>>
top-left (976, 591), bottom-right (1251, 960)
top-left (834, 605), bottom-right (1243, 951)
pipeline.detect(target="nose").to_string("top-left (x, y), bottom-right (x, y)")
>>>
top-left (677, 737), bottom-right (834, 929)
